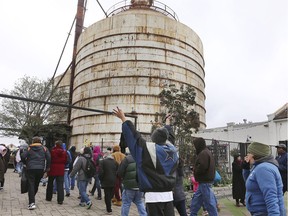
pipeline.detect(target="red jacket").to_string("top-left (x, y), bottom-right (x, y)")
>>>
top-left (48, 145), bottom-right (67, 176)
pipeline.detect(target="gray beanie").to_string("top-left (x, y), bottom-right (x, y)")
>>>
top-left (151, 127), bottom-right (169, 144)
top-left (247, 142), bottom-right (271, 158)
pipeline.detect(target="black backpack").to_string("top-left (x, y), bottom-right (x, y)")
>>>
top-left (83, 156), bottom-right (96, 178)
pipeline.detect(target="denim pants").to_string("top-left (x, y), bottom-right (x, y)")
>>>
top-left (121, 189), bottom-right (147, 216)
top-left (16, 162), bottom-right (23, 174)
top-left (70, 175), bottom-right (76, 189)
top-left (64, 170), bottom-right (70, 194)
top-left (91, 173), bottom-right (102, 197)
top-left (78, 180), bottom-right (90, 204)
top-left (190, 183), bottom-right (218, 216)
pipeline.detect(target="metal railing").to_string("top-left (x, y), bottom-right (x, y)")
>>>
top-left (106, 0), bottom-right (179, 21)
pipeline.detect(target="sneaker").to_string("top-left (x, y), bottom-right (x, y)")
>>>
top-left (65, 193), bottom-right (70, 197)
top-left (87, 201), bottom-right (92, 209)
top-left (105, 211), bottom-right (112, 215)
top-left (70, 186), bottom-right (74, 190)
top-left (97, 197), bottom-right (102, 200)
top-left (28, 203), bottom-right (36, 210)
top-left (79, 202), bottom-right (85, 207)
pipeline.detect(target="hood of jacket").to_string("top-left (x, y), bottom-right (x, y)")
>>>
top-left (29, 143), bottom-right (45, 152)
top-left (254, 155), bottom-right (279, 167)
top-left (194, 140), bottom-right (206, 155)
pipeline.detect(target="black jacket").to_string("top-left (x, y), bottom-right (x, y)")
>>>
top-left (99, 156), bottom-right (118, 188)
top-left (193, 142), bottom-right (215, 183)
top-left (21, 143), bottom-right (51, 171)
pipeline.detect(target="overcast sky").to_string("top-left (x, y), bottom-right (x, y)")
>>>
top-left (0, 0), bottom-right (287, 144)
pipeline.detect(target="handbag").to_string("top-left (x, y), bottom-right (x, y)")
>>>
top-left (20, 166), bottom-right (28, 194)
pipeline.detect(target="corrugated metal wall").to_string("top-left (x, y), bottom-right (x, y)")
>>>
top-left (70, 8), bottom-right (206, 148)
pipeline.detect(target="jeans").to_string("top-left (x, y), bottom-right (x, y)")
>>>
top-left (53, 179), bottom-right (57, 192)
top-left (64, 170), bottom-right (70, 194)
top-left (91, 173), bottom-right (102, 197)
top-left (70, 175), bottom-right (76, 189)
top-left (78, 180), bottom-right (90, 204)
top-left (16, 162), bottom-right (23, 174)
top-left (26, 169), bottom-right (44, 204)
top-left (190, 183), bottom-right (218, 216)
top-left (121, 189), bottom-right (147, 216)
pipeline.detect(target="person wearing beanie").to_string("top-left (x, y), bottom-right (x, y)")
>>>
top-left (275, 144), bottom-right (287, 195)
top-left (113, 107), bottom-right (178, 216)
top-left (247, 142), bottom-right (271, 159)
top-left (111, 144), bottom-right (126, 206)
top-left (151, 127), bottom-right (169, 144)
top-left (190, 137), bottom-right (218, 216)
top-left (243, 142), bottom-right (286, 215)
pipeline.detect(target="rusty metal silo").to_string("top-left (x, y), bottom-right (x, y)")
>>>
top-left (70, 1), bottom-right (206, 148)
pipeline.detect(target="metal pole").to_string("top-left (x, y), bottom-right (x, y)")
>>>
top-left (67, 0), bottom-right (86, 125)
top-left (0, 93), bottom-right (137, 119)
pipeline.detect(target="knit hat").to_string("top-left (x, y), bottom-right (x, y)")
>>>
top-left (113, 145), bottom-right (120, 152)
top-left (69, 146), bottom-right (76, 152)
top-left (151, 127), bottom-right (169, 144)
top-left (83, 146), bottom-right (92, 155)
top-left (247, 142), bottom-right (271, 157)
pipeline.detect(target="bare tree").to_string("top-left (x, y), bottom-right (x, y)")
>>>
top-left (0, 76), bottom-right (69, 143)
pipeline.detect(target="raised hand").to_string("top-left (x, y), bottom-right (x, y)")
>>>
top-left (112, 107), bottom-right (126, 122)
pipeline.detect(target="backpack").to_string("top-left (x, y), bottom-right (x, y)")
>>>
top-left (83, 156), bottom-right (96, 178)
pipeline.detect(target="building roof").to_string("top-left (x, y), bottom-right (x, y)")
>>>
top-left (273, 103), bottom-right (288, 120)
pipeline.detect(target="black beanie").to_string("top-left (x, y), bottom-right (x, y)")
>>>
top-left (151, 127), bottom-right (169, 144)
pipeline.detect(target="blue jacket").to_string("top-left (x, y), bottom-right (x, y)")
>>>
top-left (243, 156), bottom-right (286, 215)
top-left (122, 120), bottom-right (179, 192)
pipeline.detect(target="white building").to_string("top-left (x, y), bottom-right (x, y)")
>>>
top-left (195, 103), bottom-right (287, 172)
top-left (197, 103), bottom-right (287, 146)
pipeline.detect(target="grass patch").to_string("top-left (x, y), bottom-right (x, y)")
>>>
top-left (219, 198), bottom-right (249, 216)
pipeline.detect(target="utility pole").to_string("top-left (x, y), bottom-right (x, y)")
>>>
top-left (67, 0), bottom-right (86, 124)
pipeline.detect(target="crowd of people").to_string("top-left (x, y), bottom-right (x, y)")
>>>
top-left (0, 107), bottom-right (287, 215)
